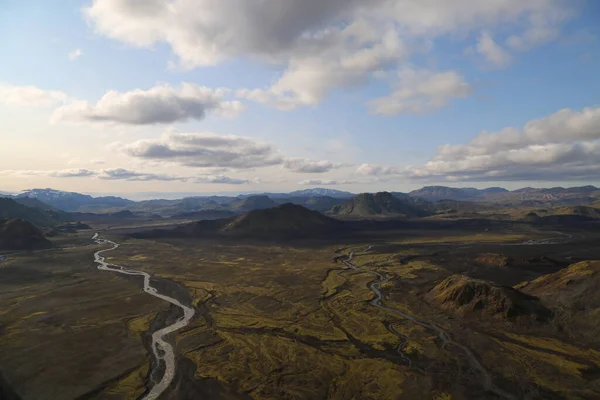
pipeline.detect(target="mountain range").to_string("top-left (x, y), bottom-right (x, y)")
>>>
top-left (4, 185), bottom-right (600, 222)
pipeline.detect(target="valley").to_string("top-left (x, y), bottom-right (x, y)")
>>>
top-left (2, 187), bottom-right (600, 399)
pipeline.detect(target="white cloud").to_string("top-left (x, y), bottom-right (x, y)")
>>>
top-left (85, 0), bottom-right (573, 66)
top-left (435, 106), bottom-right (600, 160)
top-left (356, 163), bottom-right (404, 176)
top-left (407, 105), bottom-right (600, 182)
top-left (68, 49), bottom-right (83, 60)
top-left (123, 132), bottom-right (283, 169)
top-left (0, 84), bottom-right (70, 107)
top-left (506, 6), bottom-right (572, 51)
top-left (50, 83), bottom-right (245, 125)
top-left (283, 158), bottom-right (341, 173)
top-left (368, 69), bottom-right (472, 115)
top-left (476, 32), bottom-right (512, 68)
top-left (97, 168), bottom-right (186, 181)
top-left (298, 179), bottom-right (352, 186)
top-left (237, 27), bottom-right (409, 110)
top-left (195, 175), bottom-right (250, 185)
top-left (0, 167), bottom-right (250, 184)
top-left (84, 0), bottom-right (576, 110)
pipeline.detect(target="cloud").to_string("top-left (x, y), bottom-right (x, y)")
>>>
top-left (406, 105), bottom-right (600, 182)
top-left (283, 158), bottom-right (341, 173)
top-left (50, 83), bottom-right (245, 125)
top-left (368, 69), bottom-right (472, 115)
top-left (50, 169), bottom-right (97, 178)
top-left (96, 168), bottom-right (186, 181)
top-left (0, 84), bottom-right (70, 107)
top-left (123, 132), bottom-right (284, 169)
top-left (85, 0), bottom-right (573, 66)
top-left (84, 0), bottom-right (575, 109)
top-left (0, 167), bottom-right (251, 184)
top-left (237, 27), bottom-right (409, 110)
top-left (356, 163), bottom-right (404, 176)
top-left (68, 49), bottom-right (83, 60)
top-left (298, 179), bottom-right (351, 186)
top-left (196, 175), bottom-right (250, 185)
top-left (506, 6), bottom-right (572, 51)
top-left (435, 106), bottom-right (600, 160)
top-left (476, 32), bottom-right (512, 68)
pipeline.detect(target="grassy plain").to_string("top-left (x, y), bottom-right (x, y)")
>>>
top-left (2, 222), bottom-right (600, 399)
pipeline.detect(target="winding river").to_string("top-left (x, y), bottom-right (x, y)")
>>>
top-left (343, 249), bottom-right (516, 400)
top-left (92, 233), bottom-right (195, 400)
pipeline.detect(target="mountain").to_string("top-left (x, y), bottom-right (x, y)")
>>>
top-left (429, 275), bottom-right (552, 321)
top-left (408, 186), bottom-right (479, 202)
top-left (13, 196), bottom-right (57, 211)
top-left (232, 195), bottom-right (277, 212)
top-left (134, 204), bottom-right (343, 240)
top-left (0, 198), bottom-right (65, 227)
top-left (17, 189), bottom-right (134, 212)
top-left (329, 192), bottom-right (429, 218)
top-left (281, 196), bottom-right (346, 212)
top-left (481, 187), bottom-right (509, 194)
top-left (0, 218), bottom-right (53, 250)
top-left (170, 209), bottom-right (237, 220)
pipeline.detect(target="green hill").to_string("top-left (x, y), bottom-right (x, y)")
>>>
top-left (329, 192), bottom-right (428, 218)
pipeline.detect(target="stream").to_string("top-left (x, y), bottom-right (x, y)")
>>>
top-left (343, 249), bottom-right (516, 400)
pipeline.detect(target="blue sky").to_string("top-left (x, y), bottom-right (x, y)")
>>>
top-left (1, 0), bottom-right (599, 197)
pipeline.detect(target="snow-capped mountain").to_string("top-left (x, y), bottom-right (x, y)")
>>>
top-left (17, 188), bottom-right (134, 212)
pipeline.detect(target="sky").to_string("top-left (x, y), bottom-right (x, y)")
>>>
top-left (1, 0), bottom-right (599, 198)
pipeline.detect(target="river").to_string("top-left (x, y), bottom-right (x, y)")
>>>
top-left (92, 233), bottom-right (195, 400)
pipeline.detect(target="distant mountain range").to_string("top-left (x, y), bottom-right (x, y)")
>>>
top-left (408, 185), bottom-right (599, 203)
top-left (10, 189), bottom-right (134, 212)
top-left (4, 185), bottom-right (600, 220)
top-left (239, 188), bottom-right (354, 199)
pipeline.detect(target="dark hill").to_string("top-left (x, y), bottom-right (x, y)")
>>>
top-left (232, 195), bottom-right (277, 212)
top-left (134, 204), bottom-right (343, 240)
top-left (13, 197), bottom-right (57, 211)
top-left (0, 198), bottom-right (64, 227)
top-left (221, 203), bottom-right (341, 237)
top-left (330, 192), bottom-right (428, 218)
top-left (0, 218), bottom-right (52, 250)
top-left (408, 186), bottom-right (477, 201)
top-left (274, 196), bottom-right (345, 212)
top-left (428, 275), bottom-right (552, 321)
